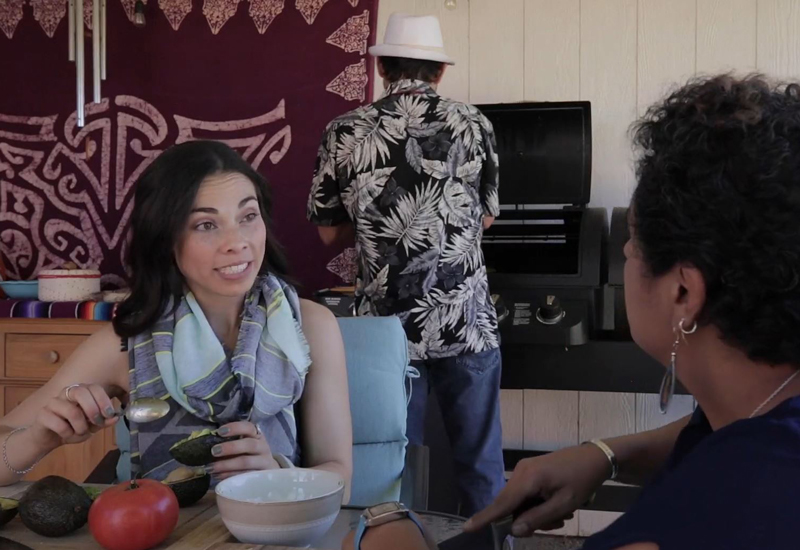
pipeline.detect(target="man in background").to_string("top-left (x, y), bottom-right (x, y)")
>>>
top-left (307, 12), bottom-right (504, 515)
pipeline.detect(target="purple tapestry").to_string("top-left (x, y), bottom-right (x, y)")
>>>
top-left (0, 0), bottom-right (370, 292)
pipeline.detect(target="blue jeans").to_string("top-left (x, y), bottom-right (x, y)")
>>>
top-left (407, 347), bottom-right (506, 517)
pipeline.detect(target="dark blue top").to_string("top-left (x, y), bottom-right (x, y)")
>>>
top-left (582, 395), bottom-right (800, 550)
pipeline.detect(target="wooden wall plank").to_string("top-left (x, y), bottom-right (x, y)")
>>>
top-left (757, 0), bottom-right (800, 79)
top-left (469, 0), bottom-right (525, 104)
top-left (524, 0), bottom-right (581, 101)
top-left (637, 0), bottom-right (696, 115)
top-left (579, 391), bottom-right (636, 441)
top-left (580, 0), bottom-right (638, 210)
top-left (415, 0), bottom-right (470, 102)
top-left (523, 390), bottom-right (579, 451)
top-left (500, 389), bottom-right (524, 450)
top-left (696, 0), bottom-right (757, 74)
top-left (578, 510), bottom-right (623, 537)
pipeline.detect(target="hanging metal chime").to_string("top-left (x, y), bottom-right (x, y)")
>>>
top-left (69, 0), bottom-right (106, 127)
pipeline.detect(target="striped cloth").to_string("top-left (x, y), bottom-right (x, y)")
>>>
top-left (126, 274), bottom-right (310, 481)
top-left (0, 300), bottom-right (117, 320)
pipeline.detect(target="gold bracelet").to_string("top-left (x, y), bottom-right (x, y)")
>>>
top-left (584, 439), bottom-right (618, 480)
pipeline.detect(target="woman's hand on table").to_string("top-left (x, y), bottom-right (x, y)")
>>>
top-left (465, 443), bottom-right (610, 537)
top-left (29, 383), bottom-right (119, 450)
top-left (207, 421), bottom-right (280, 480)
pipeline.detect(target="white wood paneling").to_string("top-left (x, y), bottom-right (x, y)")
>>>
top-left (578, 510), bottom-right (623, 537)
top-left (373, 0), bottom-right (417, 99)
top-left (414, 0), bottom-right (470, 102)
top-left (696, 0), bottom-right (757, 74)
top-left (523, 390), bottom-right (579, 451)
top-left (579, 391), bottom-right (636, 441)
top-left (580, 0), bottom-right (638, 211)
top-left (500, 389), bottom-right (524, 450)
top-left (635, 393), bottom-right (695, 433)
top-left (637, 0), bottom-right (696, 115)
top-left (374, 0), bottom-right (799, 210)
top-left (757, 0), bottom-right (800, 78)
top-left (469, 0), bottom-right (525, 104)
top-left (524, 0), bottom-right (581, 100)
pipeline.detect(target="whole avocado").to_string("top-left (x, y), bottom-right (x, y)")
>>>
top-left (19, 476), bottom-right (92, 537)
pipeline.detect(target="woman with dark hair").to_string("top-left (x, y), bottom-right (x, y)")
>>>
top-left (0, 141), bottom-right (353, 493)
top-left (347, 75), bottom-right (800, 550)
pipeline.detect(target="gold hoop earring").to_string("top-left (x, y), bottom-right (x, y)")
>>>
top-left (679, 318), bottom-right (697, 335)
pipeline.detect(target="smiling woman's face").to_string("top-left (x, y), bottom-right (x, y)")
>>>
top-left (175, 171), bottom-right (266, 301)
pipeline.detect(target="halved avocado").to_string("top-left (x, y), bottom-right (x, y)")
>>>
top-left (83, 486), bottom-right (102, 501)
top-left (0, 498), bottom-right (18, 528)
top-left (162, 467), bottom-right (211, 507)
top-left (18, 475), bottom-right (92, 537)
top-left (169, 428), bottom-right (227, 466)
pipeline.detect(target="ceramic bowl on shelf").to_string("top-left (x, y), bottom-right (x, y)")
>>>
top-left (215, 468), bottom-right (344, 547)
top-left (37, 269), bottom-right (101, 301)
top-left (0, 280), bottom-right (39, 299)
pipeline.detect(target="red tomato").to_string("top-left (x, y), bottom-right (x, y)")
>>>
top-left (89, 479), bottom-right (179, 550)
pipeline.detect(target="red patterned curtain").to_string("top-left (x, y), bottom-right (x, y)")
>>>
top-left (0, 0), bottom-right (372, 292)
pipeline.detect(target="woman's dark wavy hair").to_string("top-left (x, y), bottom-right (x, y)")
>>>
top-left (631, 74), bottom-right (800, 367)
top-left (113, 140), bottom-right (290, 338)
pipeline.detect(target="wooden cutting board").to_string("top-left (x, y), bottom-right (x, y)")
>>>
top-left (162, 512), bottom-right (320, 550)
top-left (0, 493), bottom-right (321, 550)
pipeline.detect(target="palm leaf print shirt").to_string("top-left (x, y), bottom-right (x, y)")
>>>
top-left (308, 79), bottom-right (500, 360)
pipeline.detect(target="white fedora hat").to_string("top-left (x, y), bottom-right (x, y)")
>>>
top-left (369, 13), bottom-right (455, 65)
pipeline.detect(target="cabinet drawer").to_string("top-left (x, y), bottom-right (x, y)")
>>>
top-left (5, 334), bottom-right (88, 380)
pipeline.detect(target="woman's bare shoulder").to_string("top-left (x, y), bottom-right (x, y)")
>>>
top-left (299, 299), bottom-right (338, 332)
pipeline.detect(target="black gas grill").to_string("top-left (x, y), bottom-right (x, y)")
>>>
top-left (479, 101), bottom-right (608, 348)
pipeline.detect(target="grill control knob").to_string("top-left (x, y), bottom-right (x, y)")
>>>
top-left (536, 295), bottom-right (565, 325)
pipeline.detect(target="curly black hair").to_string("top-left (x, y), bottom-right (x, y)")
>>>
top-left (631, 74), bottom-right (800, 367)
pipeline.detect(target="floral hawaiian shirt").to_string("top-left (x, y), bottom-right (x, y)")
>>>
top-left (307, 79), bottom-right (500, 360)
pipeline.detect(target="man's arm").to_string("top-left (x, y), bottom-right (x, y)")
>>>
top-left (307, 123), bottom-right (353, 233)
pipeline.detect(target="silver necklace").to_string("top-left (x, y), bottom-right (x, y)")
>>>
top-left (749, 369), bottom-right (800, 418)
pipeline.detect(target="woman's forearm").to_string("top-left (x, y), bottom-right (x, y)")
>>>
top-left (313, 459), bottom-right (353, 504)
top-left (0, 426), bottom-right (56, 486)
top-left (606, 414), bottom-right (691, 486)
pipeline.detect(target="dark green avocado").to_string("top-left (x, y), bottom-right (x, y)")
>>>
top-left (162, 467), bottom-right (211, 507)
top-left (0, 497), bottom-right (18, 528)
top-left (18, 476), bottom-right (92, 537)
top-left (169, 429), bottom-right (228, 466)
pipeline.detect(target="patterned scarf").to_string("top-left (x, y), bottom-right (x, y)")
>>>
top-left (126, 274), bottom-right (309, 480)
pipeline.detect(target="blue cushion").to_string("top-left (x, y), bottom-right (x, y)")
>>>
top-left (115, 420), bottom-right (131, 482)
top-left (337, 317), bottom-right (410, 506)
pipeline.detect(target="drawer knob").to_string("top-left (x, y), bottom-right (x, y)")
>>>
top-left (48, 351), bottom-right (60, 364)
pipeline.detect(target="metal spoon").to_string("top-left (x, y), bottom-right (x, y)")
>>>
top-left (114, 398), bottom-right (170, 423)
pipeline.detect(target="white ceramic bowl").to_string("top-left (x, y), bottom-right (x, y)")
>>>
top-left (215, 469), bottom-right (344, 547)
top-left (38, 269), bottom-right (101, 301)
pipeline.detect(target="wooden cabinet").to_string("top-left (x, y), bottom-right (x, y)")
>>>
top-left (0, 319), bottom-right (116, 482)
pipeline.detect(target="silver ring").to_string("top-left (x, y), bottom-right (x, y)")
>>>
top-left (64, 384), bottom-right (82, 403)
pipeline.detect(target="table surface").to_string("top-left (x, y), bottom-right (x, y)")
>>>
top-left (0, 482), bottom-right (466, 550)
